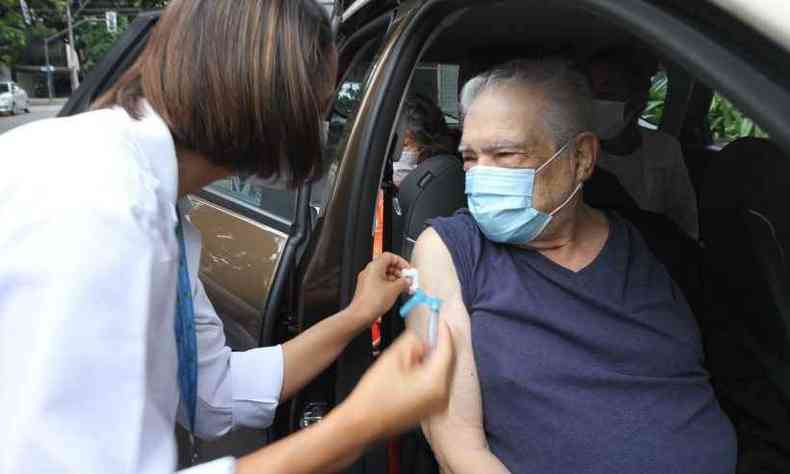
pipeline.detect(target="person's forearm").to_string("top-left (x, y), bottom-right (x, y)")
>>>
top-left (425, 426), bottom-right (510, 474)
top-left (280, 307), bottom-right (367, 401)
top-left (235, 402), bottom-right (373, 474)
top-left (437, 448), bottom-right (511, 474)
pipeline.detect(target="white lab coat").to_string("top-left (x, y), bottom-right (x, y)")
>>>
top-left (0, 103), bottom-right (283, 473)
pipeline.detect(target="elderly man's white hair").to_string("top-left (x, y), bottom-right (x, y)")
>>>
top-left (460, 59), bottom-right (593, 146)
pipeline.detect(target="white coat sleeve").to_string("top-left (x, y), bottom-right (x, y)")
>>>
top-left (180, 221), bottom-right (283, 440)
top-left (0, 202), bottom-right (179, 473)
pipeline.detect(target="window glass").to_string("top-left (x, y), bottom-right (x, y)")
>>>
top-left (411, 63), bottom-right (460, 126)
top-left (0, 83), bottom-right (10, 93)
top-left (640, 71), bottom-right (667, 129)
top-left (206, 177), bottom-right (296, 223)
top-left (311, 36), bottom-right (386, 212)
top-left (708, 92), bottom-right (769, 145)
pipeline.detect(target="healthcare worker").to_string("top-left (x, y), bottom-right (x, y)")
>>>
top-left (0, 1), bottom-right (455, 473)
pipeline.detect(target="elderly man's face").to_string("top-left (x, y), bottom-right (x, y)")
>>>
top-left (461, 84), bottom-right (590, 216)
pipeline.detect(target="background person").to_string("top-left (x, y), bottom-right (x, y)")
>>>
top-left (393, 94), bottom-right (460, 187)
top-left (585, 45), bottom-right (700, 239)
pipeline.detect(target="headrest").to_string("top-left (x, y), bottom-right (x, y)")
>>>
top-left (701, 138), bottom-right (788, 214)
top-left (701, 137), bottom-right (789, 271)
top-left (397, 155), bottom-right (466, 242)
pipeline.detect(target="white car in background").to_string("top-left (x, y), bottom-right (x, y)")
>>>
top-left (0, 82), bottom-right (30, 116)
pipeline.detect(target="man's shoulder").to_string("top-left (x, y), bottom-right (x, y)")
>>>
top-left (428, 209), bottom-right (481, 241)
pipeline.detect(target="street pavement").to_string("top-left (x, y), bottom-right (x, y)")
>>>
top-left (0, 103), bottom-right (64, 136)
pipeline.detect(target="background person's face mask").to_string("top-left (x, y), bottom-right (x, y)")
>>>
top-left (466, 141), bottom-right (582, 244)
top-left (393, 150), bottom-right (419, 186)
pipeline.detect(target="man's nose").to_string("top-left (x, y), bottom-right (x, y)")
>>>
top-left (476, 155), bottom-right (496, 167)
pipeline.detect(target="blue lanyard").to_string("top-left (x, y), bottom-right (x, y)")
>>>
top-left (175, 213), bottom-right (198, 432)
top-left (399, 289), bottom-right (442, 318)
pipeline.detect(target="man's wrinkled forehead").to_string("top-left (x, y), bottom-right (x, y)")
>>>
top-left (460, 85), bottom-right (546, 151)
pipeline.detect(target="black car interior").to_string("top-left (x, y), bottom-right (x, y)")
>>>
top-left (383, 2), bottom-right (790, 473)
top-left (699, 137), bottom-right (790, 472)
top-left (394, 155), bottom-right (466, 259)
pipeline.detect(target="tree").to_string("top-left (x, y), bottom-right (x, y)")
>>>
top-left (74, 12), bottom-right (129, 73)
top-left (71, 1), bottom-right (168, 73)
top-left (0, 0), bottom-right (30, 66)
top-left (0, 0), bottom-right (70, 68)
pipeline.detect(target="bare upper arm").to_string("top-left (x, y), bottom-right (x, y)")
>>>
top-left (411, 228), bottom-right (489, 452)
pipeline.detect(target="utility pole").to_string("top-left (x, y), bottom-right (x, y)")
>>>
top-left (43, 17), bottom-right (99, 102)
top-left (66, 3), bottom-right (80, 92)
top-left (44, 42), bottom-right (53, 102)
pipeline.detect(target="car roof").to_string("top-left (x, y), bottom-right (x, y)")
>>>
top-left (709, 0), bottom-right (790, 52)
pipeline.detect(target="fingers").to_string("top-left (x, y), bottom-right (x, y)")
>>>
top-left (423, 320), bottom-right (455, 387)
top-left (362, 254), bottom-right (411, 284)
top-left (374, 252), bottom-right (410, 272)
top-left (390, 330), bottom-right (428, 368)
top-left (390, 277), bottom-right (411, 294)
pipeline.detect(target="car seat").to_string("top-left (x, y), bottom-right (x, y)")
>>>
top-left (587, 166), bottom-right (704, 313)
top-left (699, 137), bottom-right (790, 473)
top-left (395, 155), bottom-right (467, 259)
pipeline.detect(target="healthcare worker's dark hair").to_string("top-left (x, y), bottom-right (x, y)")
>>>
top-left (93, 0), bottom-right (335, 187)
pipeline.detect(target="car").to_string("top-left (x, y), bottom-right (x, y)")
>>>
top-left (62, 0), bottom-right (790, 472)
top-left (0, 81), bottom-right (30, 116)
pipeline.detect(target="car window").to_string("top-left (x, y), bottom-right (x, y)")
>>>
top-left (707, 92), bottom-right (769, 145)
top-left (410, 63), bottom-right (461, 126)
top-left (640, 70), bottom-right (667, 129)
top-left (0, 84), bottom-right (10, 93)
top-left (206, 177), bottom-right (295, 224)
top-left (311, 36), bottom-right (386, 212)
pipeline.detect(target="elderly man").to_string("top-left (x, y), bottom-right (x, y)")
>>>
top-left (414, 60), bottom-right (736, 473)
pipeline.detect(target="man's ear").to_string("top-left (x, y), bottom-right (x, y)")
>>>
top-left (574, 132), bottom-right (599, 183)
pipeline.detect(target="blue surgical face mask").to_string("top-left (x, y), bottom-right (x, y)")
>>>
top-left (393, 150), bottom-right (419, 187)
top-left (466, 141), bottom-right (582, 244)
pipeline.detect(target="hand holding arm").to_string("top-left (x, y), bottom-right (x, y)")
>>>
top-left (280, 252), bottom-right (410, 401)
top-left (236, 319), bottom-right (456, 474)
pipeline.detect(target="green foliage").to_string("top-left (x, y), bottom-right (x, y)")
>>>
top-left (708, 93), bottom-right (769, 143)
top-left (75, 13), bottom-right (129, 73)
top-left (643, 72), bottom-right (768, 143)
top-left (0, 0), bottom-right (70, 67)
top-left (642, 71), bottom-right (667, 127)
top-left (75, 1), bottom-right (168, 74)
top-left (1, 0), bottom-right (166, 73)
top-left (0, 0), bottom-right (29, 65)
